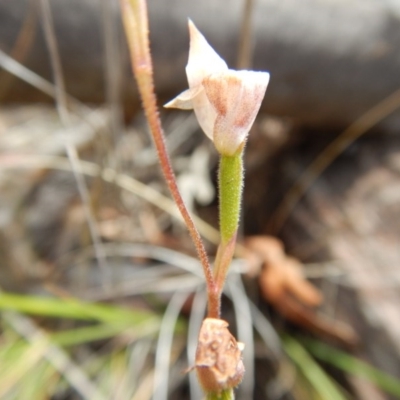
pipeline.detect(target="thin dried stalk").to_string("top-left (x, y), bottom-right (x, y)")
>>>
top-left (39, 0), bottom-right (109, 286)
top-left (119, 0), bottom-right (218, 317)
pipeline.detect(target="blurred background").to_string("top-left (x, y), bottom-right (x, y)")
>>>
top-left (0, 0), bottom-right (399, 399)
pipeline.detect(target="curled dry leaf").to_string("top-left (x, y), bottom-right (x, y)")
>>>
top-left (243, 236), bottom-right (358, 347)
top-left (195, 318), bottom-right (245, 394)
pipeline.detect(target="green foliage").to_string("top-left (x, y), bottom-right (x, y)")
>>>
top-left (304, 338), bottom-right (400, 397)
top-left (0, 291), bottom-right (168, 399)
top-left (0, 291), bottom-right (158, 323)
top-left (283, 336), bottom-right (348, 400)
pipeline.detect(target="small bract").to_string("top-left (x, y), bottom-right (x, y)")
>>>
top-left (165, 20), bottom-right (270, 156)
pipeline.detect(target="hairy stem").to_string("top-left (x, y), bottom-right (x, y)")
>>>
top-left (212, 154), bottom-right (243, 300)
top-left (219, 154), bottom-right (243, 244)
top-left (119, 0), bottom-right (218, 317)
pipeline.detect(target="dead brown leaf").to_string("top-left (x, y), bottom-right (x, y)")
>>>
top-left (243, 235), bottom-right (358, 348)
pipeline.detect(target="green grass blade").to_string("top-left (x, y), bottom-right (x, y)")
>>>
top-left (17, 361), bottom-right (59, 400)
top-left (0, 291), bottom-right (157, 323)
top-left (51, 322), bottom-right (153, 347)
top-left (0, 337), bottom-right (48, 398)
top-left (282, 336), bottom-right (348, 400)
top-left (303, 338), bottom-right (400, 397)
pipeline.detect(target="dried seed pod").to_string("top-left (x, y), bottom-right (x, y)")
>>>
top-left (195, 318), bottom-right (245, 394)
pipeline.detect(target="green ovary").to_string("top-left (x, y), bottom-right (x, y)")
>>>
top-left (218, 154), bottom-right (243, 244)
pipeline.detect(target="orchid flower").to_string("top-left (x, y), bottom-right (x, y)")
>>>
top-left (164, 22), bottom-right (270, 397)
top-left (165, 20), bottom-right (270, 156)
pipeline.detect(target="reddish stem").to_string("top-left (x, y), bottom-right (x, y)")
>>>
top-left (213, 234), bottom-right (237, 294)
top-left (120, 0), bottom-right (218, 317)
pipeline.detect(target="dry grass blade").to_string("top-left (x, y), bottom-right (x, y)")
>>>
top-left (249, 302), bottom-right (281, 361)
top-left (153, 291), bottom-right (190, 400)
top-left (129, 340), bottom-right (153, 395)
top-left (131, 369), bottom-right (155, 400)
top-left (187, 289), bottom-right (207, 400)
top-left (39, 0), bottom-right (109, 286)
top-left (101, 0), bottom-right (123, 167)
top-left (270, 86), bottom-right (400, 232)
top-left (0, 45), bottom-right (95, 120)
top-left (237, 0), bottom-right (255, 70)
top-left (0, 331), bottom-right (48, 398)
top-left (54, 242), bottom-right (208, 300)
top-left (3, 311), bottom-right (107, 400)
top-left (0, 48), bottom-right (56, 99)
top-left (0, 154), bottom-right (221, 244)
top-left (0, 0), bottom-right (37, 101)
top-left (226, 275), bottom-right (255, 398)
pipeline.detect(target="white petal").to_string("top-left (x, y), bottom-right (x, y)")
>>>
top-left (203, 69), bottom-right (270, 155)
top-left (164, 84), bottom-right (217, 140)
top-left (164, 85), bottom-right (203, 109)
top-left (186, 20), bottom-right (228, 88)
top-left (225, 70), bottom-right (270, 137)
top-left (192, 90), bottom-right (217, 140)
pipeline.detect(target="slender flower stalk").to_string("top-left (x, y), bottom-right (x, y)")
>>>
top-left (119, 0), bottom-right (219, 317)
